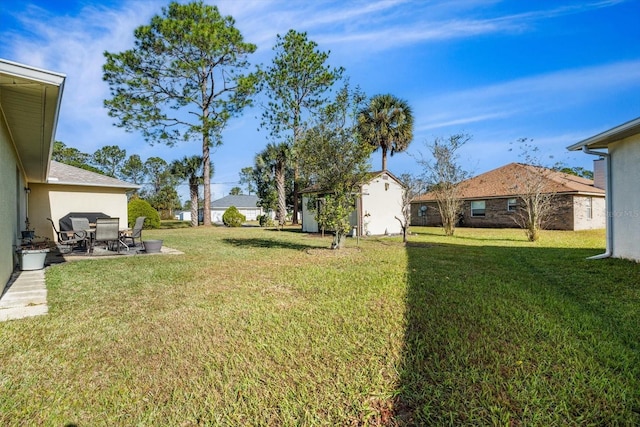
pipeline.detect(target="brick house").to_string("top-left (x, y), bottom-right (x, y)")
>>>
top-left (411, 163), bottom-right (605, 230)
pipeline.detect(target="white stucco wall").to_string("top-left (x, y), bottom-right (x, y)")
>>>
top-left (361, 173), bottom-right (404, 236)
top-left (0, 114), bottom-right (25, 289)
top-left (301, 195), bottom-right (319, 233)
top-left (609, 136), bottom-right (640, 261)
top-left (29, 183), bottom-right (129, 242)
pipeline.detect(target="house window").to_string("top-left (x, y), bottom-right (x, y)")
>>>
top-left (507, 198), bottom-right (517, 212)
top-left (586, 196), bottom-right (593, 219)
top-left (385, 183), bottom-right (389, 191)
top-left (418, 205), bottom-right (427, 217)
top-left (471, 200), bottom-right (486, 217)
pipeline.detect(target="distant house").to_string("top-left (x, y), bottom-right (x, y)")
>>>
top-left (568, 117), bottom-right (640, 261)
top-left (301, 171), bottom-right (405, 236)
top-left (411, 162), bottom-right (605, 231)
top-left (209, 194), bottom-right (263, 224)
top-left (0, 58), bottom-right (138, 293)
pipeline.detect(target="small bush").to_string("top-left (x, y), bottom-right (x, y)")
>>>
top-left (222, 206), bottom-right (245, 227)
top-left (128, 198), bottom-right (161, 229)
top-left (258, 214), bottom-right (275, 227)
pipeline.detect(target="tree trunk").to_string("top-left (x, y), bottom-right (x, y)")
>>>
top-left (331, 231), bottom-right (345, 249)
top-left (276, 160), bottom-right (286, 228)
top-left (381, 146), bottom-right (388, 171)
top-left (202, 139), bottom-right (211, 226)
top-left (189, 182), bottom-right (198, 228)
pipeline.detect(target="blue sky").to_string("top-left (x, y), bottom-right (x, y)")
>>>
top-left (2, 0), bottom-right (639, 201)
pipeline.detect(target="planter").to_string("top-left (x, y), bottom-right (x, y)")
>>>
top-left (143, 240), bottom-right (163, 253)
top-left (16, 248), bottom-right (49, 271)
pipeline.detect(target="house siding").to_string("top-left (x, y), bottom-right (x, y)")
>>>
top-left (609, 136), bottom-right (640, 261)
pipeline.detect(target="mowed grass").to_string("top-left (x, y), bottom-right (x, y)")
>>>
top-left (0, 226), bottom-right (638, 425)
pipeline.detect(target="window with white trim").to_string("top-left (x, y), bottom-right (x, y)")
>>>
top-left (418, 205), bottom-right (427, 217)
top-left (471, 200), bottom-right (486, 217)
top-left (586, 196), bottom-right (593, 219)
top-left (507, 198), bottom-right (517, 212)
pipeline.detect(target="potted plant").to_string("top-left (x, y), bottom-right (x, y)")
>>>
top-left (16, 224), bottom-right (51, 271)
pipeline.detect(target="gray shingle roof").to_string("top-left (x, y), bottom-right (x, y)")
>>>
top-left (47, 161), bottom-right (139, 189)
top-left (210, 194), bottom-right (259, 209)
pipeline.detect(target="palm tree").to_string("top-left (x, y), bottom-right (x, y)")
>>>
top-left (357, 94), bottom-right (414, 170)
top-left (255, 142), bottom-right (292, 228)
top-left (171, 156), bottom-right (205, 227)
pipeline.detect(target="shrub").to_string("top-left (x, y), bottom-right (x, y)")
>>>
top-left (128, 198), bottom-right (161, 229)
top-left (222, 206), bottom-right (245, 227)
top-left (258, 214), bottom-right (275, 227)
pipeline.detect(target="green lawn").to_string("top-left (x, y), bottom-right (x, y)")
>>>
top-left (1, 226), bottom-right (638, 425)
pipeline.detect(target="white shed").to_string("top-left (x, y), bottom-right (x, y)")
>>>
top-left (301, 171), bottom-right (405, 236)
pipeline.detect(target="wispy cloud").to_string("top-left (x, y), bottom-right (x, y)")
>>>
top-left (418, 59), bottom-right (640, 131)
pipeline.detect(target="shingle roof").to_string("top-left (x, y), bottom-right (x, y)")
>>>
top-left (47, 161), bottom-right (139, 189)
top-left (210, 194), bottom-right (259, 209)
top-left (413, 162), bottom-right (604, 202)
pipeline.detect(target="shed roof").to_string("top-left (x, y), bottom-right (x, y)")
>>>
top-left (300, 170), bottom-right (405, 194)
top-left (413, 162), bottom-right (604, 202)
top-left (210, 194), bottom-right (259, 209)
top-left (47, 161), bottom-right (139, 189)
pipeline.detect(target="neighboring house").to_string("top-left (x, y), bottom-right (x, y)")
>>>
top-left (411, 162), bottom-right (606, 231)
top-left (568, 116), bottom-right (640, 261)
top-left (0, 58), bottom-right (137, 293)
top-left (209, 194), bottom-right (263, 224)
top-left (301, 171), bottom-right (405, 236)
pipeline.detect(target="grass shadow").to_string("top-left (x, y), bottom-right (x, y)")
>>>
top-left (222, 237), bottom-right (318, 251)
top-left (394, 241), bottom-right (640, 425)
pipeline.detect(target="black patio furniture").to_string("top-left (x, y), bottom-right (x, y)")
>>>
top-left (47, 217), bottom-right (88, 253)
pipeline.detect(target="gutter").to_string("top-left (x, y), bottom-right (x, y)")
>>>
top-left (581, 146), bottom-right (612, 259)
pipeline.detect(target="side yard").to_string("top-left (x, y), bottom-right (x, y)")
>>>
top-left (0, 226), bottom-right (637, 425)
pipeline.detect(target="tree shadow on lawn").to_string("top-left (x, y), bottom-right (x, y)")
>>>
top-left (392, 242), bottom-right (640, 425)
top-left (222, 237), bottom-right (319, 251)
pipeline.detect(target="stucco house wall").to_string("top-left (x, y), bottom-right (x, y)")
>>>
top-left (0, 59), bottom-right (65, 293)
top-left (568, 116), bottom-right (640, 262)
top-left (0, 106), bottom-right (25, 288)
top-left (609, 135), bottom-right (640, 260)
top-left (28, 183), bottom-right (130, 241)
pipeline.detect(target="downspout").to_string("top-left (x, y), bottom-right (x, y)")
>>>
top-left (582, 146), bottom-right (612, 259)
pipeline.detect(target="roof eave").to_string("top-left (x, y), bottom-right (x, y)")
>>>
top-left (567, 117), bottom-right (640, 151)
top-left (46, 180), bottom-right (140, 190)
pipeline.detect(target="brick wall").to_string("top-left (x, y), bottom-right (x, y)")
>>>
top-left (411, 194), bottom-right (584, 230)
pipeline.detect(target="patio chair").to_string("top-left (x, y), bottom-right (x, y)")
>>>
top-left (47, 217), bottom-right (88, 253)
top-left (91, 217), bottom-right (121, 254)
top-left (70, 217), bottom-right (91, 249)
top-left (122, 216), bottom-right (146, 249)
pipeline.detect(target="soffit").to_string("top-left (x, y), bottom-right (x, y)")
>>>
top-left (0, 61), bottom-right (64, 183)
